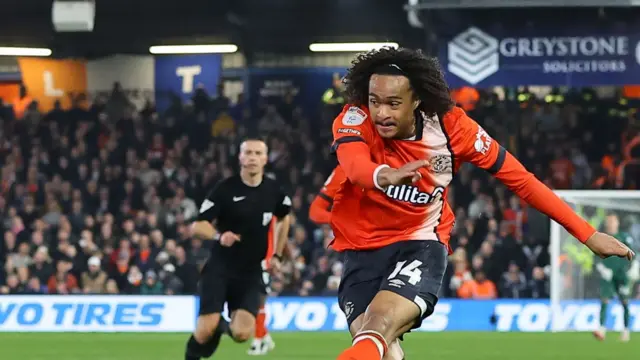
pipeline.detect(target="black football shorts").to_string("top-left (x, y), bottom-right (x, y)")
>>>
top-left (198, 259), bottom-right (263, 317)
top-left (338, 240), bottom-right (447, 333)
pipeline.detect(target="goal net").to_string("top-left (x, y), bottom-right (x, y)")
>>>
top-left (550, 190), bottom-right (640, 332)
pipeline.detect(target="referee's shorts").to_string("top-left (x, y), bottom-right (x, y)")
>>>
top-left (198, 260), bottom-right (263, 317)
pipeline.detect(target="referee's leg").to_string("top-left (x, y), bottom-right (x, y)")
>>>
top-left (226, 272), bottom-right (263, 343)
top-left (185, 265), bottom-right (230, 360)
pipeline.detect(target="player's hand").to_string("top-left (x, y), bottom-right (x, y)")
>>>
top-left (219, 231), bottom-right (241, 247)
top-left (269, 256), bottom-right (282, 274)
top-left (585, 232), bottom-right (635, 260)
top-left (377, 160), bottom-right (430, 188)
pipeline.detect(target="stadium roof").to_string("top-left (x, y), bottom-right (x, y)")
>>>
top-left (0, 1), bottom-right (638, 59)
top-left (0, 0), bottom-right (413, 58)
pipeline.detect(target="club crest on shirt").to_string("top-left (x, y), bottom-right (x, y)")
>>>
top-left (430, 155), bottom-right (452, 174)
top-left (342, 106), bottom-right (367, 126)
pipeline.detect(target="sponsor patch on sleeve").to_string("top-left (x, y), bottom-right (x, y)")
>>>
top-left (473, 126), bottom-right (493, 155)
top-left (199, 199), bottom-right (214, 213)
top-left (337, 128), bottom-right (362, 136)
top-left (341, 106), bottom-right (367, 126)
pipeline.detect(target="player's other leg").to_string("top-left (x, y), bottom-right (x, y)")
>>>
top-left (593, 278), bottom-right (614, 341)
top-left (185, 264), bottom-right (231, 360)
top-left (338, 241), bottom-right (447, 360)
top-left (248, 295), bottom-right (274, 355)
top-left (593, 298), bottom-right (609, 341)
top-left (617, 277), bottom-right (632, 342)
top-left (349, 314), bottom-right (404, 360)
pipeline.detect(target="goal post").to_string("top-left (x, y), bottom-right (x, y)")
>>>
top-left (549, 190), bottom-right (640, 332)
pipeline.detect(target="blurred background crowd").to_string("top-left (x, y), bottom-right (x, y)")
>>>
top-left (0, 80), bottom-right (638, 300)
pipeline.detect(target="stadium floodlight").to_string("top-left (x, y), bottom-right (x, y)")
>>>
top-left (0, 47), bottom-right (52, 57)
top-left (309, 42), bottom-right (399, 52)
top-left (149, 44), bottom-right (238, 55)
top-left (549, 190), bottom-right (640, 332)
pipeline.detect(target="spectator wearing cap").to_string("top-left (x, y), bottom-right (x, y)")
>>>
top-left (81, 256), bottom-right (107, 294)
top-left (160, 263), bottom-right (183, 295)
top-left (141, 270), bottom-right (163, 295)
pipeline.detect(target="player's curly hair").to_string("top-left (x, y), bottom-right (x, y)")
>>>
top-left (343, 47), bottom-right (454, 118)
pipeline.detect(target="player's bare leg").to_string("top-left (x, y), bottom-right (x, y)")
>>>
top-left (349, 313), bottom-right (404, 360)
top-left (593, 298), bottom-right (609, 341)
top-left (337, 290), bottom-right (419, 360)
top-left (229, 309), bottom-right (256, 343)
top-left (185, 313), bottom-right (228, 360)
top-left (248, 295), bottom-right (274, 356)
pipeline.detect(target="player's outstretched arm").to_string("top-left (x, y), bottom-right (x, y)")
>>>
top-left (489, 151), bottom-right (632, 259)
top-left (448, 108), bottom-right (633, 260)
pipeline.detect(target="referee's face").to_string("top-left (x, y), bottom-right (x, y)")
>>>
top-left (239, 140), bottom-right (268, 174)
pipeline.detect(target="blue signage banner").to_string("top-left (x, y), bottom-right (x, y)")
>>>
top-left (247, 67), bottom-right (346, 116)
top-left (244, 298), bottom-right (640, 333)
top-left (2, 296), bottom-right (638, 332)
top-left (439, 26), bottom-right (640, 87)
top-left (154, 54), bottom-right (222, 110)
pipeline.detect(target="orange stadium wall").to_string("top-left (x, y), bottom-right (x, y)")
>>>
top-left (17, 58), bottom-right (87, 112)
top-left (0, 83), bottom-right (20, 103)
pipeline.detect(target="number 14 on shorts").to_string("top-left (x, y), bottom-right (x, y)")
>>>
top-left (388, 260), bottom-right (423, 286)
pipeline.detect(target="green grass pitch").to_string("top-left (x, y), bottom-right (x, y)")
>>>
top-left (2, 332), bottom-right (639, 359)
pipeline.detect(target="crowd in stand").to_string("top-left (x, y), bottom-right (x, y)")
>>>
top-left (0, 82), bottom-right (638, 299)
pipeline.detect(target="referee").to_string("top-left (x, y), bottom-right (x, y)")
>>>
top-left (185, 139), bottom-right (292, 360)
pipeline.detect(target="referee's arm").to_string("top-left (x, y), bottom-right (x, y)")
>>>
top-left (273, 193), bottom-right (293, 259)
top-left (192, 186), bottom-right (223, 240)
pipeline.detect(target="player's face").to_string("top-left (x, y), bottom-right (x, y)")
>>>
top-left (605, 215), bottom-right (619, 233)
top-left (368, 74), bottom-right (418, 139)
top-left (239, 141), bottom-right (268, 174)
